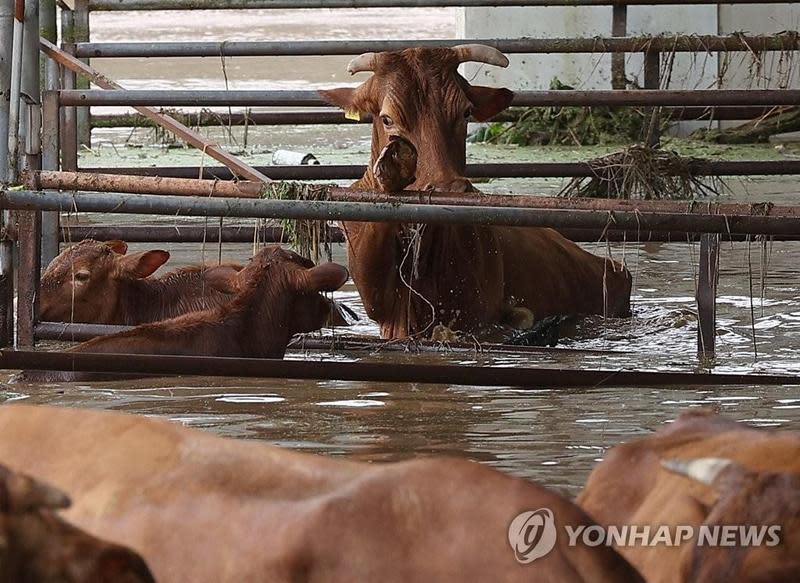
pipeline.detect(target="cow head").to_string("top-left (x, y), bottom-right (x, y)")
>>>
top-left (321, 45), bottom-right (514, 192)
top-left (40, 240), bottom-right (170, 323)
top-left (662, 457), bottom-right (800, 583)
top-left (235, 246), bottom-right (349, 336)
top-left (0, 464), bottom-right (155, 582)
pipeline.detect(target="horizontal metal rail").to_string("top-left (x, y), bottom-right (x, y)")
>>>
top-left (88, 106), bottom-right (789, 128)
top-left (34, 323), bottom-right (618, 356)
top-left (84, 160), bottom-right (800, 180)
top-left (74, 34), bottom-right (800, 58)
top-left (4, 189), bottom-right (800, 236)
top-left (87, 0), bottom-right (800, 10)
top-left (32, 171), bottom-right (800, 217)
top-left (58, 89), bottom-right (800, 107)
top-left (4, 349), bottom-right (799, 388)
top-left (56, 224), bottom-right (800, 243)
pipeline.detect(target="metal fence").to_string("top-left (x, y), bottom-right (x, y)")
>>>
top-left (1, 0), bottom-right (799, 385)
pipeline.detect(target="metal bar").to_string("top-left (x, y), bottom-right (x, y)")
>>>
top-left (40, 91), bottom-right (59, 265)
top-left (73, 0), bottom-right (90, 148)
top-left (56, 224), bottom-right (800, 244)
top-left (33, 323), bottom-right (616, 357)
top-left (0, 0), bottom-right (14, 346)
top-left (4, 348), bottom-right (800, 387)
top-left (40, 38), bottom-right (272, 184)
top-left (3, 189), bottom-right (800, 236)
top-left (38, 0), bottom-right (55, 81)
top-left (15, 210), bottom-right (39, 346)
top-left (60, 15), bottom-right (78, 171)
top-left (82, 159), bottom-right (800, 180)
top-left (32, 171), bottom-right (800, 218)
top-left (0, 0), bottom-right (12, 186)
top-left (35, 170), bottom-right (266, 198)
top-left (18, 0), bottom-right (38, 174)
top-left (73, 34), bottom-right (800, 58)
top-left (86, 0), bottom-right (800, 10)
top-left (696, 233), bottom-right (719, 359)
top-left (57, 89), bottom-right (800, 107)
top-left (6, 0), bottom-right (24, 184)
top-left (88, 106), bottom-right (789, 128)
top-left (611, 6), bottom-right (627, 90)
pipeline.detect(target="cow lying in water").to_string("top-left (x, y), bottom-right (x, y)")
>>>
top-left (578, 409), bottom-right (800, 583)
top-left (40, 239), bottom-right (354, 328)
top-left (0, 405), bottom-right (643, 583)
top-left (23, 246), bottom-right (349, 382)
top-left (320, 45), bottom-right (632, 339)
top-left (0, 462), bottom-right (154, 582)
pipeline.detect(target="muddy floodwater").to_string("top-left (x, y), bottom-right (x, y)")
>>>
top-left (4, 8), bottom-right (800, 497)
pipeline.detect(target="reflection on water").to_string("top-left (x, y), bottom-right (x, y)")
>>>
top-left (5, 8), bottom-right (799, 495)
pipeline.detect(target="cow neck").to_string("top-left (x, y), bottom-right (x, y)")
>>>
top-left (118, 270), bottom-right (225, 325)
top-left (224, 274), bottom-right (295, 359)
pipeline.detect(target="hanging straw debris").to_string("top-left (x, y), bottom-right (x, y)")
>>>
top-left (558, 144), bottom-right (724, 200)
top-left (260, 182), bottom-right (334, 262)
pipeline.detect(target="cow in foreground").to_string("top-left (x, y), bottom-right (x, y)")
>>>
top-left (40, 239), bottom-right (355, 328)
top-left (578, 409), bottom-right (800, 583)
top-left (320, 45), bottom-right (632, 339)
top-left (22, 246), bottom-right (349, 382)
top-left (0, 404), bottom-right (643, 583)
top-left (0, 463), bottom-right (154, 582)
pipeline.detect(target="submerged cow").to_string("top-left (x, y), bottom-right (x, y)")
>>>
top-left (578, 410), bottom-right (800, 583)
top-left (40, 239), bottom-right (354, 327)
top-left (320, 45), bottom-right (632, 339)
top-left (0, 405), bottom-right (643, 583)
top-left (23, 246), bottom-right (349, 382)
top-left (0, 463), bottom-right (154, 582)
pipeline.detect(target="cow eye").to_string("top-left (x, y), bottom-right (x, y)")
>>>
top-left (73, 270), bottom-right (90, 283)
top-left (463, 107), bottom-right (473, 120)
top-left (380, 115), bottom-right (393, 128)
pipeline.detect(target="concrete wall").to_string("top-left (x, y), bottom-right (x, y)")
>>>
top-left (457, 5), bottom-right (798, 92)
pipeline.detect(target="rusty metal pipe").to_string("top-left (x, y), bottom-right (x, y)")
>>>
top-left (82, 160), bottom-right (800, 180)
top-left (4, 349), bottom-right (800, 388)
top-left (32, 171), bottom-right (800, 218)
top-left (3, 188), bottom-right (800, 236)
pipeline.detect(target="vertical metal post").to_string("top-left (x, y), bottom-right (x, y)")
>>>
top-left (60, 8), bottom-right (78, 171)
top-left (73, 0), bottom-right (90, 148)
top-left (643, 50), bottom-right (661, 147)
top-left (0, 0), bottom-right (14, 346)
top-left (41, 0), bottom-right (60, 268)
top-left (6, 0), bottom-right (24, 183)
top-left (611, 4), bottom-right (627, 90)
top-left (696, 233), bottom-right (720, 360)
top-left (16, 208), bottom-right (40, 347)
top-left (18, 0), bottom-right (38, 173)
top-left (0, 0), bottom-right (12, 185)
top-left (41, 91), bottom-right (59, 264)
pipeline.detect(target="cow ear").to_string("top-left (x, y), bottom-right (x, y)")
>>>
top-left (118, 250), bottom-right (170, 278)
top-left (466, 86), bottom-right (514, 122)
top-left (3, 469), bottom-right (71, 512)
top-left (303, 263), bottom-right (349, 292)
top-left (319, 87), bottom-right (356, 110)
top-left (104, 240), bottom-right (128, 255)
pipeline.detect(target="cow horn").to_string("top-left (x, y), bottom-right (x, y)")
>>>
top-left (661, 457), bottom-right (732, 485)
top-left (451, 44), bottom-right (509, 68)
top-left (347, 53), bottom-right (377, 75)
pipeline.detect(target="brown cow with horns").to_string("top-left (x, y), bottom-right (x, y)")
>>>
top-left (321, 44), bottom-right (632, 339)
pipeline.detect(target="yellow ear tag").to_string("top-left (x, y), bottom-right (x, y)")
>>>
top-left (345, 109), bottom-right (361, 121)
